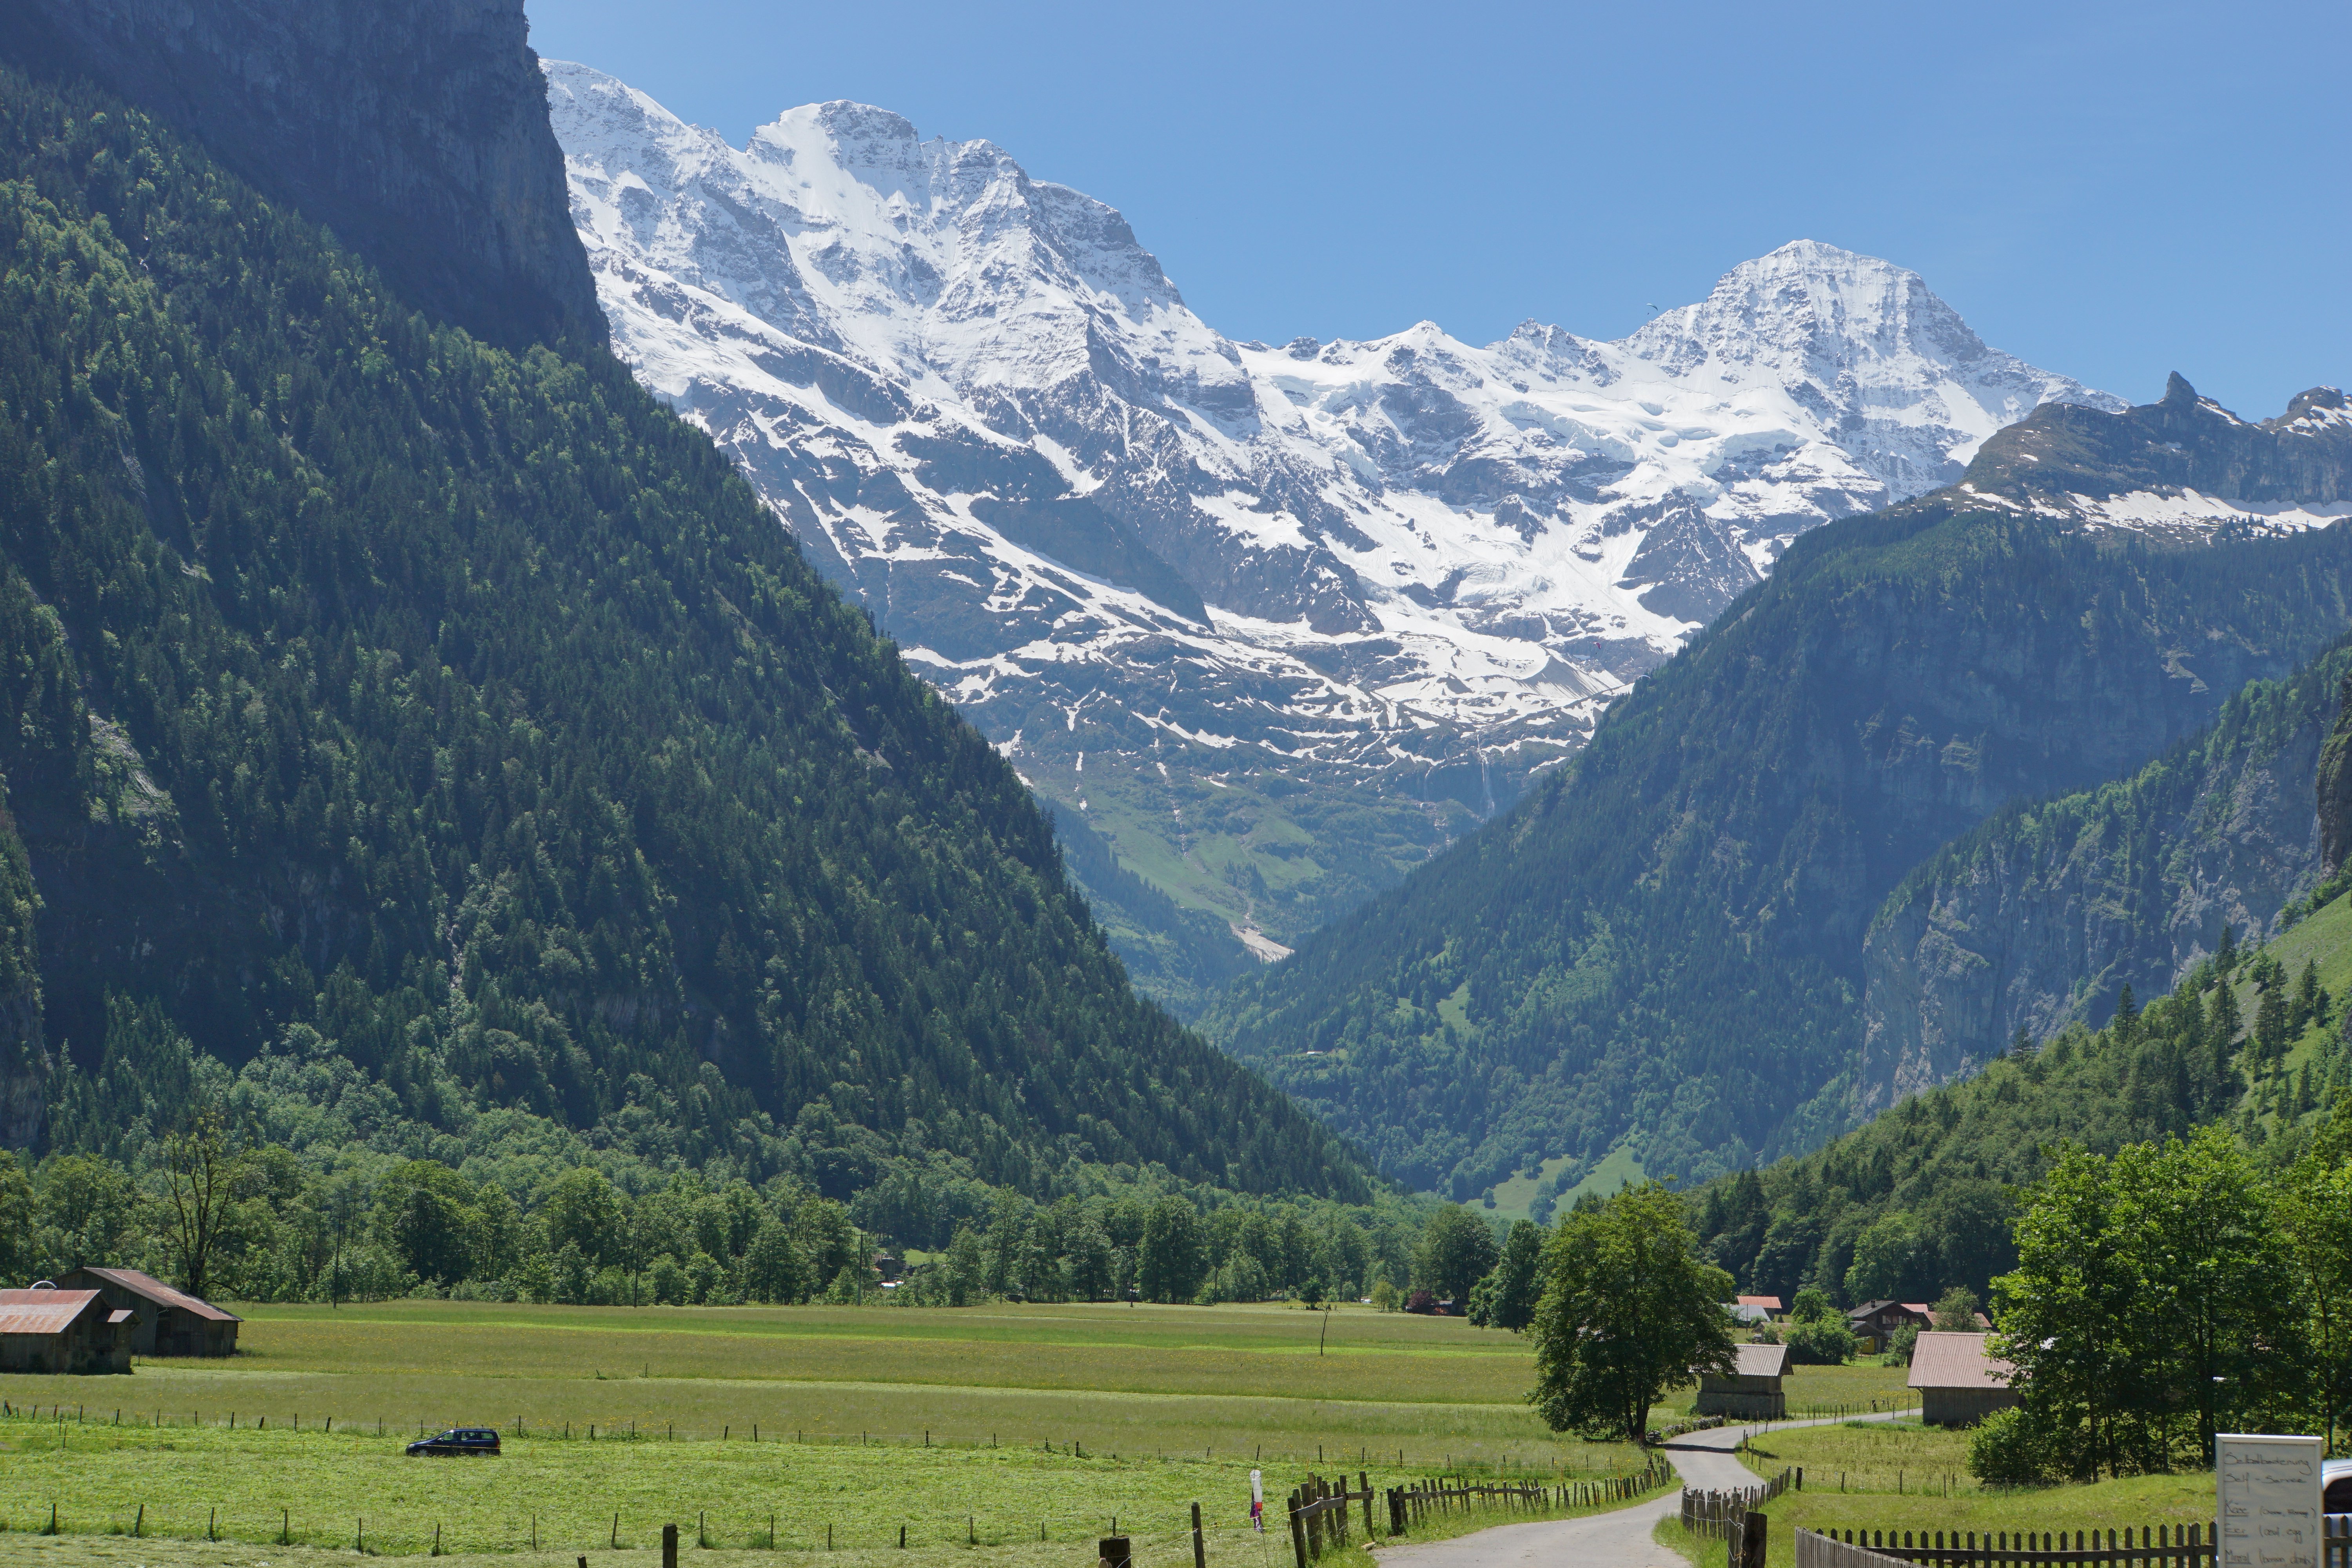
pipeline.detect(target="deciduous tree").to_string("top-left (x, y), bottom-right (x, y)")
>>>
top-left (1528, 1182), bottom-right (1735, 1442)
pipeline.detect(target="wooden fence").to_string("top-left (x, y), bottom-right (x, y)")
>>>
top-left (1385, 1454), bottom-right (1676, 1535)
top-left (1285, 1473), bottom-right (1373, 1568)
top-left (1794, 1519), bottom-right (2352, 1568)
top-left (1682, 1467), bottom-right (1801, 1541)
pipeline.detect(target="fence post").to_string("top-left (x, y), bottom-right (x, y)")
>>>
top-left (663, 1522), bottom-right (679, 1568)
top-left (1290, 1491), bottom-right (1309, 1568)
top-left (1193, 1501), bottom-right (1206, 1568)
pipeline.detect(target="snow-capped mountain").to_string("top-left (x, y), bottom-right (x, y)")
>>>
top-left (543, 61), bottom-right (2121, 988)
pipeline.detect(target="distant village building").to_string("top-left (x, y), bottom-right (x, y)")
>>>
top-left (1846, 1300), bottom-right (1933, 1352)
top-left (1737, 1294), bottom-right (1783, 1315)
top-left (1728, 1303), bottom-right (1772, 1329)
top-left (0, 1286), bottom-right (134, 1374)
top-left (56, 1267), bottom-right (240, 1357)
top-left (1909, 1331), bottom-right (2018, 1426)
top-left (1695, 1341), bottom-right (1792, 1419)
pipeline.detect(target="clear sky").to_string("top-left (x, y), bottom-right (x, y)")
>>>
top-left (526, 0), bottom-right (2347, 419)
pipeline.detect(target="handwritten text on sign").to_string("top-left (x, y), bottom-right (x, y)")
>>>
top-left (2217, 1432), bottom-right (2323, 1568)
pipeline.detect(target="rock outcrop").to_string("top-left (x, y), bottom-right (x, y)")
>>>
top-left (0, 0), bottom-right (603, 348)
top-left (1858, 645), bottom-right (2352, 1111)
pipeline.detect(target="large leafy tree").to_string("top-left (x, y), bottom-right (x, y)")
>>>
top-left (1468, 1218), bottom-right (1545, 1332)
top-left (1528, 1182), bottom-right (1735, 1441)
top-left (1414, 1204), bottom-right (1499, 1305)
top-left (1137, 1196), bottom-right (1203, 1304)
top-left (1994, 1128), bottom-right (2296, 1479)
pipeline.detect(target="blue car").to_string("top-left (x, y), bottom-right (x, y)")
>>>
top-left (407, 1426), bottom-right (501, 1457)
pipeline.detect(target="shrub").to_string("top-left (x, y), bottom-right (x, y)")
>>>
top-left (1884, 1324), bottom-right (1919, 1365)
top-left (1404, 1289), bottom-right (1439, 1315)
top-left (1966, 1406), bottom-right (2068, 1486)
top-left (1784, 1317), bottom-right (1858, 1365)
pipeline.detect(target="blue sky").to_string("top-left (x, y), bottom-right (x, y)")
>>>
top-left (526, 0), bottom-right (2347, 419)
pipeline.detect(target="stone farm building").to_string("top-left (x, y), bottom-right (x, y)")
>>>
top-left (0, 1287), bottom-right (133, 1374)
top-left (56, 1267), bottom-right (241, 1356)
top-left (1910, 1331), bottom-right (2018, 1426)
top-left (1696, 1341), bottom-right (1792, 1419)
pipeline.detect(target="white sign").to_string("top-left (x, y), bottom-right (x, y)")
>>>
top-left (2217, 1432), bottom-right (2325, 1568)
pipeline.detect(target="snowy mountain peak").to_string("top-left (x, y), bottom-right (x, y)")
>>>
top-left (546, 65), bottom-right (2124, 980)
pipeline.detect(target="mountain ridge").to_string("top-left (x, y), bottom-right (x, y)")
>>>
top-left (1201, 375), bottom-right (2352, 1194)
top-left (543, 65), bottom-right (2118, 996)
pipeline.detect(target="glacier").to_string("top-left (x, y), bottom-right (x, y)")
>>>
top-left (543, 61), bottom-right (2121, 991)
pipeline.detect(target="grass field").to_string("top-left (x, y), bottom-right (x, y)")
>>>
top-left (0, 1300), bottom-right (1675, 1562)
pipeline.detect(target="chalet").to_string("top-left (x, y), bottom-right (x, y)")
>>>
top-left (1728, 1303), bottom-right (1772, 1329)
top-left (0, 1286), bottom-right (133, 1374)
top-left (1909, 1331), bottom-right (2018, 1426)
top-left (1846, 1299), bottom-right (1932, 1350)
top-left (1736, 1294), bottom-right (1783, 1315)
top-left (1695, 1341), bottom-right (1793, 1420)
top-left (55, 1267), bottom-right (240, 1357)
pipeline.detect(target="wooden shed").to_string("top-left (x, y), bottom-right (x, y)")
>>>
top-left (1909, 1331), bottom-right (2017, 1426)
top-left (1696, 1341), bottom-right (1792, 1419)
top-left (56, 1266), bottom-right (241, 1357)
top-left (0, 1287), bottom-right (133, 1374)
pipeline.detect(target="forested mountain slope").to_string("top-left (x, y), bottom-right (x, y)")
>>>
top-left (1204, 378), bottom-right (2352, 1197)
top-left (0, 62), bottom-right (1368, 1203)
top-left (1862, 641), bottom-right (2352, 1109)
top-left (1693, 849), bottom-right (2352, 1304)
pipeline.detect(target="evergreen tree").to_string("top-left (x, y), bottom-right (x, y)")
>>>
top-left (2111, 984), bottom-right (2139, 1043)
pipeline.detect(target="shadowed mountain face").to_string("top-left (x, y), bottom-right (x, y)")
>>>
top-left (0, 61), bottom-right (1370, 1204)
top-left (0, 0), bottom-right (604, 349)
top-left (543, 64), bottom-right (2117, 993)
top-left (1201, 378), bottom-right (2352, 1196)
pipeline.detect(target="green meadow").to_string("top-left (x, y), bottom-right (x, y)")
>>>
top-left (0, 1300), bottom-right (1675, 1561)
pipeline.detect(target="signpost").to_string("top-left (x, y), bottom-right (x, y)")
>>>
top-left (2217, 1433), bottom-right (2325, 1568)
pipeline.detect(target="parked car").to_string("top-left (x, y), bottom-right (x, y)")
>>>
top-left (2325, 1457), bottom-right (2352, 1515)
top-left (406, 1427), bottom-right (501, 1457)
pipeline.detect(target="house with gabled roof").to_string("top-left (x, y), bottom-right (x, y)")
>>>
top-left (56, 1266), bottom-right (240, 1357)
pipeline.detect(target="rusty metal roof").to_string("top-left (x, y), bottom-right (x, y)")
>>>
top-left (65, 1266), bottom-right (241, 1323)
top-left (0, 1289), bottom-right (105, 1336)
top-left (1909, 1331), bottom-right (2015, 1391)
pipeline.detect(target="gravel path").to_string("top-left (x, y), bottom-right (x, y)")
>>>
top-left (1370, 1412), bottom-right (1893, 1568)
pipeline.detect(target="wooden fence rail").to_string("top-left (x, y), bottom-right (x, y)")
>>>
top-left (1790, 1519), bottom-right (2352, 1568)
top-left (1386, 1454), bottom-right (1676, 1536)
top-left (1286, 1472), bottom-right (1374, 1568)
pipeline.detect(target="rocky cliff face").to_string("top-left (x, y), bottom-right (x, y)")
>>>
top-left (0, 0), bottom-right (603, 348)
top-left (1858, 645), bottom-right (2352, 1111)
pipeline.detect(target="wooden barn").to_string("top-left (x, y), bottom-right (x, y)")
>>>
top-left (56, 1266), bottom-right (241, 1357)
top-left (0, 1287), bottom-right (134, 1374)
top-left (1695, 1341), bottom-right (1793, 1419)
top-left (1909, 1331), bottom-right (2017, 1426)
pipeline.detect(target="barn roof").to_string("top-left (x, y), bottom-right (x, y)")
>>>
top-left (1737, 1294), bottom-right (1783, 1311)
top-left (0, 1288), bottom-right (105, 1336)
top-left (1733, 1341), bottom-right (1792, 1379)
top-left (1909, 1331), bottom-right (2014, 1391)
top-left (68, 1266), bottom-right (241, 1323)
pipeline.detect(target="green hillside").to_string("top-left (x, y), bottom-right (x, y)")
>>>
top-left (0, 63), bottom-right (1368, 1205)
top-left (1690, 878), bottom-right (2352, 1302)
top-left (1204, 396), bottom-right (2352, 1198)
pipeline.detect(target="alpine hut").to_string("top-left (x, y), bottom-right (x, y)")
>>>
top-left (1695, 1341), bottom-right (1792, 1419)
top-left (0, 1285), bottom-right (133, 1374)
top-left (55, 1266), bottom-right (241, 1357)
top-left (1909, 1331), bottom-right (2017, 1426)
